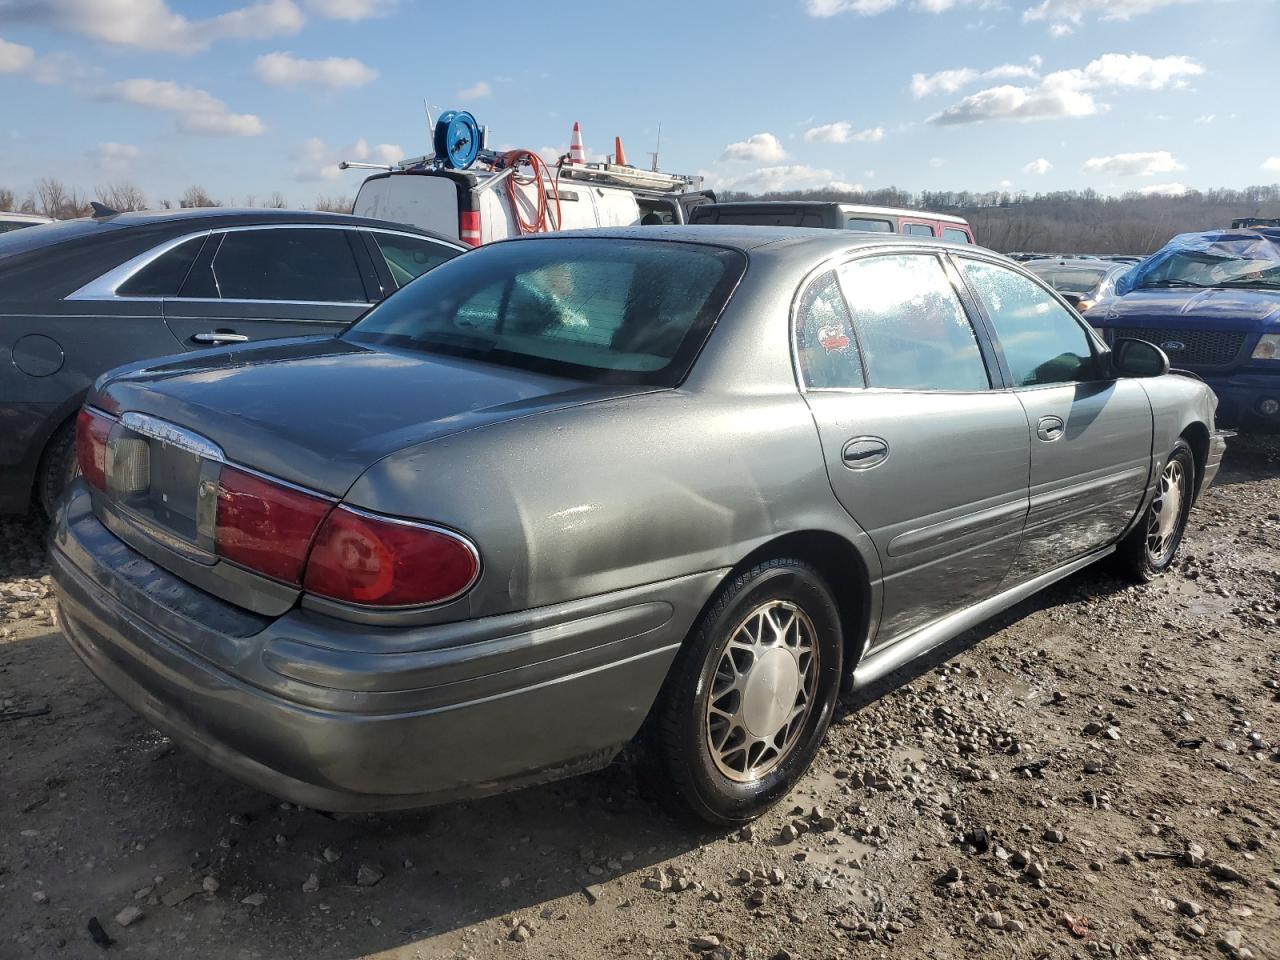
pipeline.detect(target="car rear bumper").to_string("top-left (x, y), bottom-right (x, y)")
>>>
top-left (51, 483), bottom-right (723, 811)
top-left (1200, 372), bottom-right (1280, 433)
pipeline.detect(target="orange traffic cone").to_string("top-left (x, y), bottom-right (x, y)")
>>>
top-left (614, 136), bottom-right (627, 166)
top-left (568, 122), bottom-right (586, 164)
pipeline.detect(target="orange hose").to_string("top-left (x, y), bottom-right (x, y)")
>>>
top-left (501, 149), bottom-right (563, 235)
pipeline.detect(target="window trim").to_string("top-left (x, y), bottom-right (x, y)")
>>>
top-left (66, 224), bottom-right (465, 305)
top-left (789, 246), bottom-right (1004, 395)
top-left (948, 251), bottom-right (1112, 392)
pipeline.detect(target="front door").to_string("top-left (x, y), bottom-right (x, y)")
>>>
top-left (796, 253), bottom-right (1031, 647)
top-left (162, 226), bottom-right (374, 349)
top-left (954, 256), bottom-right (1154, 582)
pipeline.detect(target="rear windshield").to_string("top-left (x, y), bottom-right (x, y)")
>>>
top-left (1026, 267), bottom-right (1108, 295)
top-left (344, 237), bottom-right (745, 385)
top-left (692, 208), bottom-right (824, 227)
top-left (0, 218), bottom-right (114, 259)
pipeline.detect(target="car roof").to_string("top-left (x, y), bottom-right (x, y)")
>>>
top-left (80, 207), bottom-right (432, 232)
top-left (518, 224), bottom-right (973, 254)
top-left (698, 201), bottom-right (970, 226)
top-left (1025, 258), bottom-right (1122, 272)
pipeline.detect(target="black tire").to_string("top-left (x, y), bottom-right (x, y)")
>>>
top-left (1115, 439), bottom-right (1195, 582)
top-left (37, 419), bottom-right (80, 518)
top-left (652, 559), bottom-right (844, 826)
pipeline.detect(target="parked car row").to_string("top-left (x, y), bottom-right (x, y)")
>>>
top-left (36, 210), bottom-right (1225, 823)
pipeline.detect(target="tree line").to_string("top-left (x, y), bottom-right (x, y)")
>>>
top-left (718, 184), bottom-right (1280, 254)
top-left (0, 178), bottom-right (353, 219)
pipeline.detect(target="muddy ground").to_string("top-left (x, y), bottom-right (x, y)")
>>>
top-left (2, 442), bottom-right (1278, 960)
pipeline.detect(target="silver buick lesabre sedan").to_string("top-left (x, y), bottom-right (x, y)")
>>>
top-left (51, 226), bottom-right (1226, 825)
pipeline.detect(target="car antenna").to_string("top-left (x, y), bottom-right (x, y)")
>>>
top-left (89, 201), bottom-right (119, 218)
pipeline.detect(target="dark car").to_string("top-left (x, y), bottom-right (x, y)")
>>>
top-left (0, 208), bottom-right (463, 514)
top-left (688, 202), bottom-right (975, 243)
top-left (51, 226), bottom-right (1223, 824)
top-left (1087, 228), bottom-right (1280, 432)
top-left (1024, 258), bottom-right (1132, 312)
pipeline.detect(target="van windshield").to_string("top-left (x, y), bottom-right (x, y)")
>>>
top-left (344, 237), bottom-right (746, 385)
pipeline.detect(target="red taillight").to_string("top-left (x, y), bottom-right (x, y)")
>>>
top-left (75, 407), bottom-right (113, 492)
top-left (303, 507), bottom-right (479, 607)
top-left (214, 467), bottom-right (332, 585)
top-left (459, 210), bottom-right (481, 247)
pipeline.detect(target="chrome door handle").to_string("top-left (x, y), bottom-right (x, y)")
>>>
top-left (192, 332), bottom-right (250, 344)
top-left (1036, 415), bottom-right (1065, 442)
top-left (841, 436), bottom-right (889, 469)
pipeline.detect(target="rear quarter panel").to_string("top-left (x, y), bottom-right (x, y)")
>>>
top-left (1139, 372), bottom-right (1218, 486)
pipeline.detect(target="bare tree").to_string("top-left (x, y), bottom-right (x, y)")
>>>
top-left (264, 191), bottom-right (288, 209)
top-left (179, 185), bottom-right (219, 208)
top-left (313, 194), bottom-right (352, 214)
top-left (35, 177), bottom-right (92, 219)
top-left (95, 182), bottom-right (147, 212)
top-left (0, 188), bottom-right (14, 212)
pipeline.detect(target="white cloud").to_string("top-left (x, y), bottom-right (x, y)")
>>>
top-left (721, 132), bottom-right (788, 163)
top-left (1137, 182), bottom-right (1188, 196)
top-left (929, 157), bottom-right (946, 168)
top-left (806, 0), bottom-right (901, 14)
top-left (803, 121), bottom-right (884, 143)
top-left (1083, 150), bottom-right (1183, 176)
top-left (457, 80), bottom-right (491, 100)
top-left (911, 58), bottom-right (1042, 98)
top-left (1262, 157), bottom-right (1280, 174)
top-left (1050, 22), bottom-right (1074, 35)
top-left (1024, 157), bottom-right (1053, 175)
top-left (8, 0), bottom-right (304, 53)
top-left (92, 141), bottom-right (141, 174)
top-left (929, 53), bottom-right (1202, 125)
top-left (0, 36), bottom-right (35, 73)
top-left (707, 164), bottom-right (861, 194)
top-left (255, 52), bottom-right (376, 89)
top-left (293, 136), bottom-right (402, 181)
top-left (104, 79), bottom-right (265, 136)
top-left (304, 0), bottom-right (396, 19)
top-left (1194, 113), bottom-right (1215, 124)
top-left (1025, 0), bottom-right (1201, 29)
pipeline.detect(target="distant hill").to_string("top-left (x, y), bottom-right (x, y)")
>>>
top-left (716, 185), bottom-right (1280, 255)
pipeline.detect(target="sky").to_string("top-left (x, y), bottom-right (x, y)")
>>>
top-left (1, 0), bottom-right (1278, 207)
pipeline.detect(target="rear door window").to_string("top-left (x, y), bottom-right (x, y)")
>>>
top-left (903, 223), bottom-right (936, 237)
top-left (943, 228), bottom-right (971, 243)
top-left (206, 228), bottom-right (368, 303)
top-left (837, 254), bottom-right (989, 391)
top-left (960, 259), bottom-right (1098, 386)
top-left (371, 232), bottom-right (459, 287)
top-left (794, 271), bottom-right (864, 389)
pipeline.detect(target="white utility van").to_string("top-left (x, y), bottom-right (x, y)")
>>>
top-left (353, 167), bottom-right (715, 246)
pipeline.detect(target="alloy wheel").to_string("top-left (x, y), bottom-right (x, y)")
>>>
top-left (1146, 458), bottom-right (1187, 564)
top-left (705, 600), bottom-right (819, 783)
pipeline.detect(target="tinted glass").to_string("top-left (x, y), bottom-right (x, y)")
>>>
top-left (838, 254), bottom-right (989, 391)
top-left (1024, 263), bottom-right (1109, 295)
top-left (943, 228), bottom-right (971, 243)
top-left (118, 236), bottom-right (205, 296)
top-left (372, 232), bottom-right (458, 287)
top-left (847, 218), bottom-right (893, 233)
top-left (0, 218), bottom-right (107, 259)
top-left (713, 210), bottom-right (807, 226)
top-left (346, 238), bottom-right (745, 386)
top-left (211, 228), bottom-right (366, 302)
top-left (795, 271), bottom-right (863, 389)
top-left (903, 223), bottom-right (936, 237)
top-left (0, 221), bottom-right (39, 234)
top-left (962, 260), bottom-right (1097, 386)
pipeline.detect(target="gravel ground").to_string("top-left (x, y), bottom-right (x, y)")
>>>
top-left (1, 441), bottom-right (1278, 960)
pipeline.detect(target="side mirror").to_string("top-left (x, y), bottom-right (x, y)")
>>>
top-left (1111, 337), bottom-right (1170, 378)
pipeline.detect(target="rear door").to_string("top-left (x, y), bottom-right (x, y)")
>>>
top-left (898, 219), bottom-right (938, 238)
top-left (798, 252), bottom-right (1030, 647)
top-left (954, 255), bottom-right (1153, 581)
top-left (162, 226), bottom-right (373, 348)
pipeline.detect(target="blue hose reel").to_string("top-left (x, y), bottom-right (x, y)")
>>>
top-left (434, 110), bottom-right (481, 170)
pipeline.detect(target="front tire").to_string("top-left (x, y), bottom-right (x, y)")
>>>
top-left (653, 559), bottom-right (843, 826)
top-left (1116, 439), bottom-right (1194, 582)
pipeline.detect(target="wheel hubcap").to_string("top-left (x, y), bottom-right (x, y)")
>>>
top-left (1146, 458), bottom-right (1186, 564)
top-left (705, 600), bottom-right (818, 783)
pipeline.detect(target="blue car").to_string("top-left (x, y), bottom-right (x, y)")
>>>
top-left (1085, 228), bottom-right (1280, 433)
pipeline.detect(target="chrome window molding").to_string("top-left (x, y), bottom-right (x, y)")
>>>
top-left (67, 230), bottom-right (212, 301)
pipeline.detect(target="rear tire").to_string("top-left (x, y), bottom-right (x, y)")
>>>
top-left (38, 420), bottom-right (79, 518)
top-left (1115, 439), bottom-right (1194, 582)
top-left (652, 559), bottom-right (843, 826)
